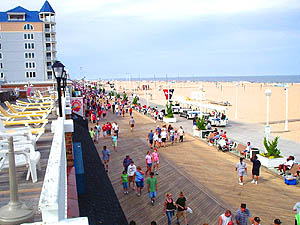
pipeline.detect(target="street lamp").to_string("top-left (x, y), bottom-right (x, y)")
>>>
top-left (62, 70), bottom-right (67, 97)
top-left (265, 89), bottom-right (272, 141)
top-left (284, 84), bottom-right (289, 131)
top-left (52, 60), bottom-right (65, 117)
top-left (235, 82), bottom-right (239, 119)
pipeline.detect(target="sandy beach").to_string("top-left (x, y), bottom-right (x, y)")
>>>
top-left (116, 80), bottom-right (300, 143)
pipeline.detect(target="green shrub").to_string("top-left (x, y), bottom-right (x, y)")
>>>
top-left (110, 91), bottom-right (115, 96)
top-left (263, 136), bottom-right (281, 158)
top-left (132, 96), bottom-right (138, 105)
top-left (196, 116), bottom-right (207, 130)
top-left (165, 103), bottom-right (174, 118)
top-left (116, 93), bottom-right (121, 98)
top-left (123, 93), bottom-right (128, 101)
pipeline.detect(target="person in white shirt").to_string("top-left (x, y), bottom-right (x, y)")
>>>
top-left (161, 126), bottom-right (168, 147)
top-left (218, 210), bottom-right (232, 225)
top-left (178, 126), bottom-right (184, 142)
top-left (127, 161), bottom-right (136, 190)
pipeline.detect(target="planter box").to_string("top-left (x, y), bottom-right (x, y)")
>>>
top-left (193, 129), bottom-right (211, 139)
top-left (163, 117), bottom-right (177, 123)
top-left (257, 154), bottom-right (287, 168)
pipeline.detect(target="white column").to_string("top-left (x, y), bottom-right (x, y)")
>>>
top-left (284, 85), bottom-right (289, 131)
top-left (265, 89), bottom-right (272, 141)
top-left (235, 82), bottom-right (239, 119)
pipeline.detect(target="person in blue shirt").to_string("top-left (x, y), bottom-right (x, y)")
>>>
top-left (112, 132), bottom-right (118, 152)
top-left (235, 203), bottom-right (253, 225)
top-left (123, 155), bottom-right (133, 172)
top-left (148, 130), bottom-right (154, 149)
top-left (102, 146), bottom-right (110, 172)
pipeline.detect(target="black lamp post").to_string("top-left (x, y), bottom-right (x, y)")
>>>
top-left (52, 60), bottom-right (65, 117)
top-left (62, 70), bottom-right (67, 97)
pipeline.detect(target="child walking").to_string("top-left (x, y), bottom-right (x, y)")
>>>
top-left (121, 170), bottom-right (128, 194)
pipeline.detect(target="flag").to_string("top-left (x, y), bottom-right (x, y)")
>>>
top-left (169, 89), bottom-right (174, 100)
top-left (163, 89), bottom-right (169, 100)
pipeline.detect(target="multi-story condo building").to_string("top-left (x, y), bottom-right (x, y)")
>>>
top-left (0, 1), bottom-right (57, 84)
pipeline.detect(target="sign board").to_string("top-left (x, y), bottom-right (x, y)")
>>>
top-left (71, 97), bottom-right (84, 117)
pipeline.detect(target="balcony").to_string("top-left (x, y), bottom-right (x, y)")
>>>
top-left (45, 37), bottom-right (56, 43)
top-left (44, 28), bottom-right (56, 33)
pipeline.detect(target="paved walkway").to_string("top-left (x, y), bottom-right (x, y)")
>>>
top-left (93, 106), bottom-right (299, 224)
top-left (138, 96), bottom-right (300, 160)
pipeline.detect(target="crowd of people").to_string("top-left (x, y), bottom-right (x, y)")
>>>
top-left (81, 86), bottom-right (298, 225)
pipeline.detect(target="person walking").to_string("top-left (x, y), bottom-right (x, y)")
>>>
top-left (129, 107), bottom-right (133, 116)
top-left (176, 192), bottom-right (188, 225)
top-left (129, 116), bottom-right (135, 132)
top-left (148, 129), bottom-right (154, 149)
top-left (89, 127), bottom-right (95, 139)
top-left (135, 166), bottom-right (144, 196)
top-left (145, 151), bottom-right (153, 176)
top-left (218, 210), bottom-right (232, 225)
top-left (273, 219), bottom-right (282, 225)
top-left (102, 146), bottom-right (110, 172)
top-left (152, 148), bottom-right (160, 175)
top-left (111, 132), bottom-right (118, 152)
top-left (123, 155), bottom-right (133, 172)
top-left (250, 155), bottom-right (261, 184)
top-left (163, 193), bottom-right (176, 225)
top-left (235, 203), bottom-right (253, 225)
top-left (161, 125), bottom-right (168, 148)
top-left (170, 127), bottom-right (175, 144)
top-left (147, 172), bottom-right (158, 205)
top-left (236, 157), bottom-right (247, 185)
top-left (253, 217), bottom-right (261, 225)
top-left (121, 170), bottom-right (128, 194)
top-left (178, 126), bottom-right (184, 142)
top-left (127, 161), bottom-right (136, 190)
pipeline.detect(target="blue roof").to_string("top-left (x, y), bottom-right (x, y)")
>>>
top-left (40, 1), bottom-right (55, 13)
top-left (0, 5), bottom-right (46, 22)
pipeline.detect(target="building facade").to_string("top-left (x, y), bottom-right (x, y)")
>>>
top-left (0, 1), bottom-right (57, 83)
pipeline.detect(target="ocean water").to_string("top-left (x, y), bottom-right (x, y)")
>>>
top-left (118, 75), bottom-right (300, 83)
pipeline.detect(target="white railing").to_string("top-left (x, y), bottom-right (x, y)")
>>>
top-left (39, 116), bottom-right (67, 223)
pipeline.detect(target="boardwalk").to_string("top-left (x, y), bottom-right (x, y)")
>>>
top-left (0, 115), bottom-right (55, 222)
top-left (94, 109), bottom-right (299, 225)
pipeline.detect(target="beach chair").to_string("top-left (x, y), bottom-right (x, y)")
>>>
top-left (0, 105), bottom-right (47, 121)
top-left (12, 103), bottom-right (52, 112)
top-left (0, 132), bottom-right (41, 183)
top-left (286, 163), bottom-right (299, 176)
top-left (16, 99), bottom-right (52, 106)
top-left (5, 101), bottom-right (50, 116)
top-left (0, 120), bottom-right (45, 142)
top-left (2, 118), bottom-right (48, 129)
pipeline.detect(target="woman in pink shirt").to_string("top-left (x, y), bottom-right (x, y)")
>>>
top-left (152, 148), bottom-right (160, 175)
top-left (145, 151), bottom-right (153, 176)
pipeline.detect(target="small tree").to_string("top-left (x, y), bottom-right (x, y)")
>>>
top-left (110, 91), bottom-right (115, 96)
top-left (263, 136), bottom-right (281, 158)
top-left (196, 116), bottom-right (207, 130)
top-left (132, 96), bottom-right (138, 105)
top-left (165, 103), bottom-right (174, 118)
top-left (123, 93), bottom-right (128, 101)
top-left (116, 93), bottom-right (121, 98)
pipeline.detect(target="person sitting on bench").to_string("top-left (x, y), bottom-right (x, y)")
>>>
top-left (242, 142), bottom-right (252, 157)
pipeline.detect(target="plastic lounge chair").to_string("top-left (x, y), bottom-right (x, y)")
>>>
top-left (2, 118), bottom-right (48, 129)
top-left (0, 120), bottom-right (44, 143)
top-left (5, 101), bottom-right (50, 115)
top-left (11, 103), bottom-right (52, 112)
top-left (286, 163), bottom-right (299, 176)
top-left (16, 100), bottom-right (52, 106)
top-left (0, 105), bottom-right (47, 121)
top-left (0, 132), bottom-right (40, 183)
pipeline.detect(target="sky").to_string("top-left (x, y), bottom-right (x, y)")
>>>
top-left (1, 0), bottom-right (300, 79)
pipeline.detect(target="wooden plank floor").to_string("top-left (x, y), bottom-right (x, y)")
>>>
top-left (0, 115), bottom-right (55, 222)
top-left (94, 109), bottom-right (300, 225)
top-left (94, 112), bottom-right (228, 225)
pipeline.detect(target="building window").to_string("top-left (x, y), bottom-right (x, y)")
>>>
top-left (0, 53), bottom-right (2, 59)
top-left (47, 71), bottom-right (52, 79)
top-left (24, 24), bottom-right (34, 30)
top-left (9, 15), bottom-right (25, 21)
top-left (24, 34), bottom-right (34, 40)
top-left (0, 72), bottom-right (4, 79)
top-left (25, 62), bottom-right (36, 69)
top-left (26, 71), bottom-right (36, 78)
top-left (25, 43), bottom-right (27, 49)
top-left (0, 63), bottom-right (2, 69)
top-left (24, 43), bottom-right (34, 50)
top-left (31, 43), bottom-right (34, 49)
top-left (0, 43), bottom-right (1, 50)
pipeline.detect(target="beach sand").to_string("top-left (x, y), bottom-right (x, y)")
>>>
top-left (116, 80), bottom-right (300, 143)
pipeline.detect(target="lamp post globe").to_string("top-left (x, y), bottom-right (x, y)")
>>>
top-left (52, 60), bottom-right (65, 117)
top-left (265, 89), bottom-right (272, 97)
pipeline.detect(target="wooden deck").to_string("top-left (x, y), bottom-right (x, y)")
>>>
top-left (0, 115), bottom-right (55, 222)
top-left (95, 110), bottom-right (299, 225)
